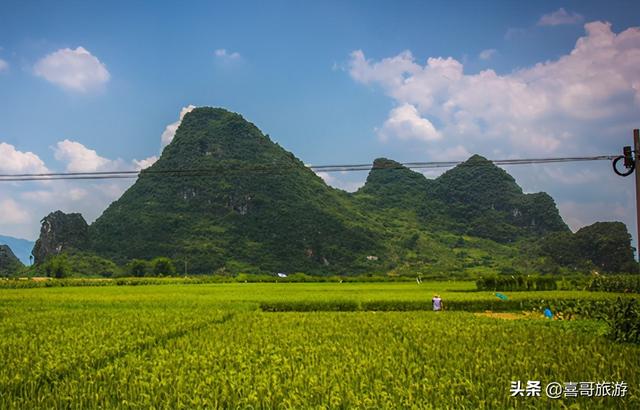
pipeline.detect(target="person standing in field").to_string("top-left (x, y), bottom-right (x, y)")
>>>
top-left (432, 294), bottom-right (443, 311)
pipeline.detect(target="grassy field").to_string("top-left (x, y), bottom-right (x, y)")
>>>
top-left (1, 281), bottom-right (638, 408)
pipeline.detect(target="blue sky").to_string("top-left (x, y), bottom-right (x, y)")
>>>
top-left (0, 0), bottom-right (639, 243)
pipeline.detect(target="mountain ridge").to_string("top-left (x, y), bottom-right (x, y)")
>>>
top-left (28, 107), bottom-right (636, 275)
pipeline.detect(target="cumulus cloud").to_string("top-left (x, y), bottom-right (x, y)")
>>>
top-left (349, 22), bottom-right (640, 156)
top-left (428, 145), bottom-right (471, 161)
top-left (34, 47), bottom-right (110, 92)
top-left (0, 59), bottom-right (8, 72)
top-left (214, 48), bottom-right (241, 62)
top-left (538, 8), bottom-right (584, 26)
top-left (161, 105), bottom-right (196, 148)
top-left (0, 137), bottom-right (161, 238)
top-left (0, 199), bottom-right (30, 225)
top-left (3, 177), bottom-right (134, 240)
top-left (315, 170), bottom-right (365, 192)
top-left (315, 171), bottom-right (335, 185)
top-left (53, 139), bottom-right (112, 172)
top-left (0, 142), bottom-right (49, 174)
top-left (132, 156), bottom-right (158, 170)
top-left (377, 104), bottom-right (441, 142)
top-left (53, 139), bottom-right (156, 172)
top-left (478, 49), bottom-right (497, 61)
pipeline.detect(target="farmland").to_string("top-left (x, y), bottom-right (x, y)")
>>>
top-left (1, 282), bottom-right (639, 408)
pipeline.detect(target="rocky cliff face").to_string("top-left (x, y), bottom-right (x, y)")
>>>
top-left (32, 211), bottom-right (89, 264)
top-left (0, 245), bottom-right (23, 276)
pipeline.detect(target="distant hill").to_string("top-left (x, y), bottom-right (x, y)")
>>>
top-left (30, 107), bottom-right (634, 276)
top-left (427, 154), bottom-right (570, 241)
top-left (0, 235), bottom-right (34, 265)
top-left (354, 154), bottom-right (569, 242)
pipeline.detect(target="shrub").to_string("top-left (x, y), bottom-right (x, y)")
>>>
top-left (151, 257), bottom-right (176, 276)
top-left (127, 259), bottom-right (149, 277)
top-left (43, 255), bottom-right (71, 278)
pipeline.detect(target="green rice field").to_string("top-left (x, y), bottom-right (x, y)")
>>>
top-left (1, 282), bottom-right (638, 408)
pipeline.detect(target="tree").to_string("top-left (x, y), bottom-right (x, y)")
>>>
top-left (151, 257), bottom-right (176, 276)
top-left (44, 254), bottom-right (71, 278)
top-left (575, 222), bottom-right (636, 273)
top-left (127, 259), bottom-right (148, 277)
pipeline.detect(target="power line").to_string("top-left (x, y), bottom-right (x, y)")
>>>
top-left (0, 155), bottom-right (617, 182)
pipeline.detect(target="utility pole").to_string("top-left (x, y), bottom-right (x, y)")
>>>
top-left (613, 129), bottom-right (640, 268)
top-left (634, 129), bottom-right (640, 265)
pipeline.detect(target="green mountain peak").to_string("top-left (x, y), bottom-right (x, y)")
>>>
top-left (89, 107), bottom-right (383, 273)
top-left (356, 157), bottom-right (431, 210)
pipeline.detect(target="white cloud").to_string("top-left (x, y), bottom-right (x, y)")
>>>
top-left (132, 156), bottom-right (158, 170)
top-left (315, 171), bottom-right (335, 185)
top-left (0, 199), bottom-right (30, 225)
top-left (335, 180), bottom-right (365, 192)
top-left (538, 8), bottom-right (584, 26)
top-left (69, 188), bottom-right (88, 201)
top-left (54, 139), bottom-right (157, 172)
top-left (478, 49), bottom-right (497, 61)
top-left (0, 59), bottom-right (8, 73)
top-left (428, 145), bottom-right (471, 161)
top-left (0, 142), bottom-right (49, 174)
top-left (0, 137), bottom-right (164, 239)
top-left (377, 104), bottom-right (441, 142)
top-left (34, 47), bottom-right (110, 92)
top-left (349, 21), bottom-right (640, 156)
top-left (214, 48), bottom-right (241, 62)
top-left (161, 105), bottom-right (196, 148)
top-left (2, 154), bottom-right (137, 239)
top-left (315, 170), bottom-right (364, 192)
top-left (5, 177), bottom-right (134, 240)
top-left (53, 139), bottom-right (112, 172)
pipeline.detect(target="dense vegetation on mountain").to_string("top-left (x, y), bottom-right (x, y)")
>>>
top-left (354, 154), bottom-right (570, 243)
top-left (429, 155), bottom-right (570, 241)
top-left (89, 108), bottom-right (385, 274)
top-left (539, 222), bottom-right (636, 273)
top-left (0, 245), bottom-right (23, 277)
top-left (23, 107), bottom-right (637, 277)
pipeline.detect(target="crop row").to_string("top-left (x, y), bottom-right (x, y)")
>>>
top-left (588, 275), bottom-right (640, 293)
top-left (259, 298), bottom-right (627, 319)
top-left (476, 275), bottom-right (558, 291)
top-left (0, 274), bottom-right (421, 289)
